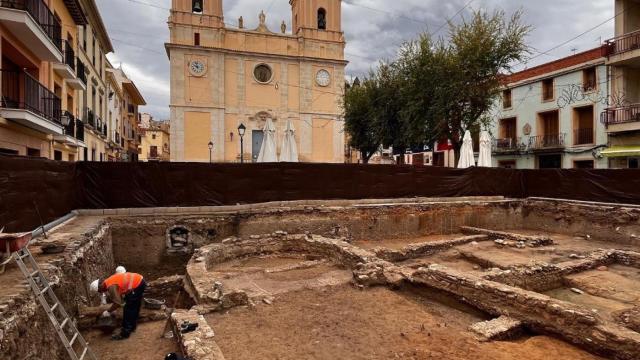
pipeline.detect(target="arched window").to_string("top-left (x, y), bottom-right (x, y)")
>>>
top-left (192, 0), bottom-right (203, 13)
top-left (317, 8), bottom-right (327, 30)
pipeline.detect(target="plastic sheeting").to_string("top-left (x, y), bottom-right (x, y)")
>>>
top-left (3, 155), bottom-right (640, 232)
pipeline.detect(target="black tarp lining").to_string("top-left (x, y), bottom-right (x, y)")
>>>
top-left (2, 155), bottom-right (640, 232)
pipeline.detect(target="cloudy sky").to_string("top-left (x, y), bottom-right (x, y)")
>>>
top-left (97, 0), bottom-right (614, 119)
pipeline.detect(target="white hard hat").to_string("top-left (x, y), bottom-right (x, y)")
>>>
top-left (115, 266), bottom-right (126, 274)
top-left (90, 279), bottom-right (100, 293)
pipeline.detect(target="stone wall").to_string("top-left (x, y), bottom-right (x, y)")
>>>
top-left (0, 219), bottom-right (113, 359)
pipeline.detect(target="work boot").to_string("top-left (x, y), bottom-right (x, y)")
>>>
top-left (111, 332), bottom-right (130, 341)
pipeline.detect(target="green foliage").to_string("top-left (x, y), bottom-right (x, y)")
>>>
top-left (343, 9), bottom-right (530, 161)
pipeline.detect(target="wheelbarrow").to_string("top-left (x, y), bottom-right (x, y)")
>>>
top-left (0, 230), bottom-right (32, 274)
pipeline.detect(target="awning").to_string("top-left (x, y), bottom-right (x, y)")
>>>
top-left (601, 146), bottom-right (640, 158)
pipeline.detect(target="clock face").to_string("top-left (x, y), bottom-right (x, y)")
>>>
top-left (189, 60), bottom-right (206, 76)
top-left (316, 69), bottom-right (331, 87)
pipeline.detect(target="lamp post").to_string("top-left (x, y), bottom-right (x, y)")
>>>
top-left (237, 123), bottom-right (246, 164)
top-left (208, 141), bottom-right (213, 163)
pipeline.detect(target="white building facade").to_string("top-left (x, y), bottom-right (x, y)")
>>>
top-left (491, 48), bottom-right (609, 169)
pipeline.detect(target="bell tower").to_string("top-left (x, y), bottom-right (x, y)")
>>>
top-left (290, 0), bottom-right (342, 35)
top-left (170, 0), bottom-right (224, 28)
top-left (172, 0), bottom-right (222, 16)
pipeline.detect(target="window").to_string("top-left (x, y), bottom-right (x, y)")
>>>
top-left (194, 32), bottom-right (200, 46)
top-left (542, 78), bottom-right (554, 101)
top-left (502, 89), bottom-right (512, 109)
top-left (54, 150), bottom-right (62, 161)
top-left (317, 8), bottom-right (327, 30)
top-left (82, 26), bottom-right (87, 50)
top-left (253, 64), bottom-right (273, 83)
top-left (498, 160), bottom-right (516, 169)
top-left (629, 158), bottom-right (639, 169)
top-left (538, 154), bottom-right (562, 169)
top-left (27, 148), bottom-right (40, 157)
top-left (573, 106), bottom-right (594, 145)
top-left (583, 67), bottom-right (597, 92)
top-left (574, 160), bottom-right (594, 169)
top-left (152, 134), bottom-right (157, 140)
top-left (0, 148), bottom-right (19, 155)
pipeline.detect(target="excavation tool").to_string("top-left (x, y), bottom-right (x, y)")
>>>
top-left (13, 246), bottom-right (98, 360)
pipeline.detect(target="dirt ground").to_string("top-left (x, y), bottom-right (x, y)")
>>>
top-left (85, 320), bottom-right (180, 360)
top-left (206, 285), bottom-right (602, 360)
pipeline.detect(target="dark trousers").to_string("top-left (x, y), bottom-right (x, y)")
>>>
top-left (122, 280), bottom-right (146, 335)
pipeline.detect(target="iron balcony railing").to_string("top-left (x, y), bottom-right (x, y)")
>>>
top-left (493, 137), bottom-right (522, 152)
top-left (601, 104), bottom-right (640, 127)
top-left (62, 39), bottom-right (75, 70)
top-left (603, 29), bottom-right (640, 57)
top-left (83, 107), bottom-right (95, 127)
top-left (574, 128), bottom-right (594, 145)
top-left (75, 118), bottom-right (84, 142)
top-left (0, 69), bottom-right (61, 124)
top-left (0, 0), bottom-right (62, 51)
top-left (62, 110), bottom-right (75, 136)
top-left (529, 133), bottom-right (566, 150)
top-left (76, 59), bottom-right (86, 84)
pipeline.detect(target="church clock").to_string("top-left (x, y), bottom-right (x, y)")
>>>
top-left (316, 69), bottom-right (331, 87)
top-left (189, 60), bottom-right (206, 76)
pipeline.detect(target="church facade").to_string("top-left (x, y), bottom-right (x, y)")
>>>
top-left (166, 0), bottom-right (347, 162)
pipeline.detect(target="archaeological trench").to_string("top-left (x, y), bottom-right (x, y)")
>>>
top-left (2, 197), bottom-right (640, 359)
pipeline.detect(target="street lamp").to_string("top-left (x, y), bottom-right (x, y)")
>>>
top-left (208, 141), bottom-right (213, 163)
top-left (237, 123), bottom-right (246, 164)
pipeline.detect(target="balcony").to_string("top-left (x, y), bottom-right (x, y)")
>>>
top-left (54, 111), bottom-right (85, 146)
top-left (0, 69), bottom-right (62, 134)
top-left (493, 137), bottom-right (523, 153)
top-left (528, 133), bottom-right (566, 151)
top-left (603, 30), bottom-right (640, 67)
top-left (75, 118), bottom-right (84, 142)
top-left (66, 59), bottom-right (86, 91)
top-left (52, 39), bottom-right (75, 79)
top-left (0, 0), bottom-right (62, 62)
top-left (83, 107), bottom-right (95, 128)
top-left (573, 128), bottom-right (594, 146)
top-left (601, 104), bottom-right (640, 132)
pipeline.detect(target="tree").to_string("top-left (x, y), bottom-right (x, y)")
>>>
top-left (404, 10), bottom-right (530, 161)
top-left (343, 77), bottom-right (379, 163)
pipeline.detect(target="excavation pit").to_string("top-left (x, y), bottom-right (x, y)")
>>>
top-left (2, 197), bottom-right (640, 360)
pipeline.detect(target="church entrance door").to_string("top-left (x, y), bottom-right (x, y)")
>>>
top-left (252, 130), bottom-right (264, 162)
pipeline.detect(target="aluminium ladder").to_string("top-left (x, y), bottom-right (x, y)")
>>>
top-left (13, 247), bottom-right (98, 360)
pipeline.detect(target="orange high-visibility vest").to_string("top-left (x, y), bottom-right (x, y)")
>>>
top-left (103, 272), bottom-right (143, 296)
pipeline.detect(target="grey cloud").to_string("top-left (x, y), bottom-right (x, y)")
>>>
top-left (97, 0), bottom-right (613, 120)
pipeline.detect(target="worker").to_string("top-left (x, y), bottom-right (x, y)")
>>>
top-left (90, 271), bottom-right (146, 340)
top-left (115, 265), bottom-right (126, 274)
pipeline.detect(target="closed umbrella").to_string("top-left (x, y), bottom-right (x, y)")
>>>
top-left (457, 130), bottom-right (475, 168)
top-left (477, 130), bottom-right (492, 167)
top-left (257, 118), bottom-right (278, 162)
top-left (280, 120), bottom-right (299, 162)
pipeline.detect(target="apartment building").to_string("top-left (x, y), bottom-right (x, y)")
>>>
top-left (106, 65), bottom-right (145, 162)
top-left (600, 0), bottom-right (640, 168)
top-left (138, 113), bottom-right (170, 162)
top-left (491, 48), bottom-right (609, 169)
top-left (0, 0), bottom-right (88, 160)
top-left (75, 0), bottom-right (112, 162)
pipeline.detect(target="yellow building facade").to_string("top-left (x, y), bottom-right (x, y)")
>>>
top-left (166, 0), bottom-right (347, 162)
top-left (138, 114), bottom-right (170, 162)
top-left (0, 0), bottom-right (87, 161)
